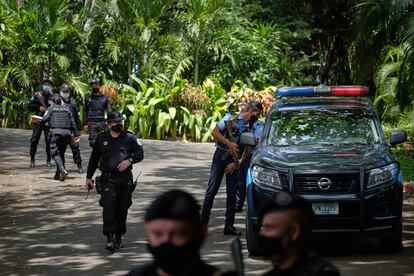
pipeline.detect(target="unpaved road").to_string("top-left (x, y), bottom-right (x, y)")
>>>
top-left (0, 128), bottom-right (413, 276)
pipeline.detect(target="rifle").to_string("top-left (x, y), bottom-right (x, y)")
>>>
top-left (222, 120), bottom-right (240, 180)
top-left (230, 237), bottom-right (245, 276)
top-left (35, 92), bottom-right (47, 110)
top-left (130, 171), bottom-right (141, 193)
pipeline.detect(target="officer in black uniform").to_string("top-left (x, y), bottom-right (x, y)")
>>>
top-left (85, 112), bottom-right (144, 252)
top-left (128, 190), bottom-right (238, 276)
top-left (60, 83), bottom-right (84, 174)
top-left (257, 192), bottom-right (340, 276)
top-left (37, 94), bottom-right (80, 181)
top-left (83, 80), bottom-right (112, 147)
top-left (28, 79), bottom-right (53, 167)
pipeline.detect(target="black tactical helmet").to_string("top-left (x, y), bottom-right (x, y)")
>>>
top-left (41, 79), bottom-right (52, 85)
top-left (90, 79), bottom-right (100, 85)
top-left (51, 94), bottom-right (62, 105)
top-left (60, 83), bottom-right (71, 90)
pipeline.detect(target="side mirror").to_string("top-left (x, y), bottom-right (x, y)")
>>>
top-left (390, 130), bottom-right (407, 146)
top-left (240, 132), bottom-right (256, 147)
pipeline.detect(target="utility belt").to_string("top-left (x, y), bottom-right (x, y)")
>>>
top-left (88, 117), bottom-right (105, 122)
top-left (95, 170), bottom-right (134, 194)
top-left (101, 170), bottom-right (132, 178)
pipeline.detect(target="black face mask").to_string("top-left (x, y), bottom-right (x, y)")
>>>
top-left (92, 88), bottom-right (100, 94)
top-left (111, 124), bottom-right (122, 133)
top-left (255, 234), bottom-right (286, 258)
top-left (148, 240), bottom-right (200, 275)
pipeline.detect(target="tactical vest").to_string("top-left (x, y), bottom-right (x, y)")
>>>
top-left (50, 106), bottom-right (71, 129)
top-left (86, 94), bottom-right (108, 119)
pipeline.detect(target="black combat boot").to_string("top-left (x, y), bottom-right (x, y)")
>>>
top-left (77, 164), bottom-right (84, 174)
top-left (105, 233), bottom-right (115, 252)
top-left (30, 156), bottom-right (35, 168)
top-left (46, 157), bottom-right (52, 167)
top-left (59, 169), bottom-right (68, 181)
top-left (223, 225), bottom-right (241, 236)
top-left (114, 234), bottom-right (123, 250)
top-left (54, 171), bottom-right (60, 180)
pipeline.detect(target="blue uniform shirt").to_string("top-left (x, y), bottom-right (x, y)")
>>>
top-left (251, 120), bottom-right (264, 154)
top-left (216, 113), bottom-right (250, 150)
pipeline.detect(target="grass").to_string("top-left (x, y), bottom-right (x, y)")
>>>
top-left (393, 147), bottom-right (414, 183)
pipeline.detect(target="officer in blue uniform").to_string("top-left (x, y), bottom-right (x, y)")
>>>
top-left (85, 112), bottom-right (144, 252)
top-left (39, 95), bottom-right (80, 181)
top-left (83, 80), bottom-right (112, 147)
top-left (201, 101), bottom-right (262, 235)
top-left (60, 83), bottom-right (84, 174)
top-left (236, 105), bottom-right (264, 212)
top-left (28, 79), bottom-right (53, 167)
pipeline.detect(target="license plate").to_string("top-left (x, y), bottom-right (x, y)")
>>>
top-left (312, 203), bottom-right (339, 215)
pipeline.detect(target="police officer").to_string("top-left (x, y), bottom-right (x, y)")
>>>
top-left (37, 94), bottom-right (80, 181)
top-left (83, 79), bottom-right (112, 147)
top-left (257, 192), bottom-right (340, 276)
top-left (28, 79), bottom-right (53, 167)
top-left (201, 101), bottom-right (262, 235)
top-left (236, 102), bottom-right (264, 212)
top-left (85, 112), bottom-right (144, 252)
top-left (59, 83), bottom-right (84, 174)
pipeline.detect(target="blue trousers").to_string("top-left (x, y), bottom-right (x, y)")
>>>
top-left (236, 155), bottom-right (251, 209)
top-left (201, 148), bottom-right (238, 227)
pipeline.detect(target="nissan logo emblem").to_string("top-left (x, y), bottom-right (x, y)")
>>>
top-left (318, 177), bottom-right (332, 190)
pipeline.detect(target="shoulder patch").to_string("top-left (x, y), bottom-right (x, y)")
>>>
top-left (136, 138), bottom-right (142, 146)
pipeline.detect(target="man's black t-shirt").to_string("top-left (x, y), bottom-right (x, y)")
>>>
top-left (263, 253), bottom-right (340, 276)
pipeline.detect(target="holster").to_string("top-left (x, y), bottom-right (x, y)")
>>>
top-left (95, 175), bottom-right (104, 194)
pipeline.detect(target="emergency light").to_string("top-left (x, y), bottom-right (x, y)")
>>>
top-left (276, 85), bottom-right (369, 97)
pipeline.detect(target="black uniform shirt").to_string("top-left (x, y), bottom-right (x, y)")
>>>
top-left (127, 260), bottom-right (218, 276)
top-left (83, 93), bottom-right (112, 122)
top-left (86, 130), bottom-right (144, 179)
top-left (263, 253), bottom-right (340, 276)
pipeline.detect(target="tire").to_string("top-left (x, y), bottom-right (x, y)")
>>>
top-left (380, 219), bottom-right (403, 253)
top-left (246, 213), bottom-right (260, 256)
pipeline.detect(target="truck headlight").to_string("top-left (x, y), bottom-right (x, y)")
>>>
top-left (367, 163), bottom-right (399, 189)
top-left (251, 165), bottom-right (282, 189)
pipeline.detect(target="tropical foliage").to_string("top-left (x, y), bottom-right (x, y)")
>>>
top-left (0, 0), bottom-right (414, 142)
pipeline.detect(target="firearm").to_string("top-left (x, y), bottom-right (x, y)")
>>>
top-left (222, 120), bottom-right (240, 181)
top-left (85, 180), bottom-right (94, 200)
top-left (130, 171), bottom-right (142, 193)
top-left (35, 92), bottom-right (47, 110)
top-left (230, 237), bottom-right (245, 276)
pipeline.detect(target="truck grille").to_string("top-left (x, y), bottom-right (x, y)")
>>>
top-left (295, 174), bottom-right (358, 193)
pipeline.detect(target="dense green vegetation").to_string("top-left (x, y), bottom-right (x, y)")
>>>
top-left (1, 0), bottom-right (414, 143)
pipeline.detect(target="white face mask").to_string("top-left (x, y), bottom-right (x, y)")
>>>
top-left (60, 91), bottom-right (70, 99)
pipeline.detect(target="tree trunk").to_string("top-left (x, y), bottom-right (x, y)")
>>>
top-left (193, 46), bottom-right (200, 85)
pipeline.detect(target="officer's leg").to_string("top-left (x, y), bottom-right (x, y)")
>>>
top-left (114, 182), bottom-right (131, 249)
top-left (29, 123), bottom-right (42, 166)
top-left (50, 134), bottom-right (65, 173)
top-left (224, 162), bottom-right (238, 228)
top-left (69, 137), bottom-right (83, 171)
top-left (88, 122), bottom-right (96, 147)
top-left (43, 125), bottom-right (51, 165)
top-left (236, 156), bottom-right (251, 211)
top-left (100, 179), bottom-right (117, 250)
top-left (201, 149), bottom-right (226, 225)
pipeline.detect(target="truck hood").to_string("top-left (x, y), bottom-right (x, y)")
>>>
top-left (257, 143), bottom-right (390, 169)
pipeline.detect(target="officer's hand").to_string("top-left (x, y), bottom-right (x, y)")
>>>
top-left (225, 163), bottom-right (236, 175)
top-left (39, 106), bottom-right (45, 113)
top-left (85, 179), bottom-right (93, 190)
top-left (118, 159), bottom-right (131, 172)
top-left (73, 136), bottom-right (81, 143)
top-left (228, 142), bottom-right (238, 155)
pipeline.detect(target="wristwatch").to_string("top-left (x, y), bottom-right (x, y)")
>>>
top-left (128, 157), bottom-right (133, 163)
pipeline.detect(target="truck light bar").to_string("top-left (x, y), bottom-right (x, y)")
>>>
top-left (276, 85), bottom-right (369, 97)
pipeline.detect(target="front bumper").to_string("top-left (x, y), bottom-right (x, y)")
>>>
top-left (246, 169), bottom-right (403, 237)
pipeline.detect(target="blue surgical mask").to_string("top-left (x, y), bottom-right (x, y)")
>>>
top-left (42, 85), bottom-right (51, 93)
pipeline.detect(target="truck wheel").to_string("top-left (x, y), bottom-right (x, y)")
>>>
top-left (246, 214), bottom-right (260, 256)
top-left (380, 220), bottom-right (403, 253)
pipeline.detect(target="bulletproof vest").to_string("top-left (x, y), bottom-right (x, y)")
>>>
top-left (87, 94), bottom-right (108, 119)
top-left (50, 106), bottom-right (71, 129)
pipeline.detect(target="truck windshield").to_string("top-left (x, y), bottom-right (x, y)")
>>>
top-left (269, 108), bottom-right (381, 146)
